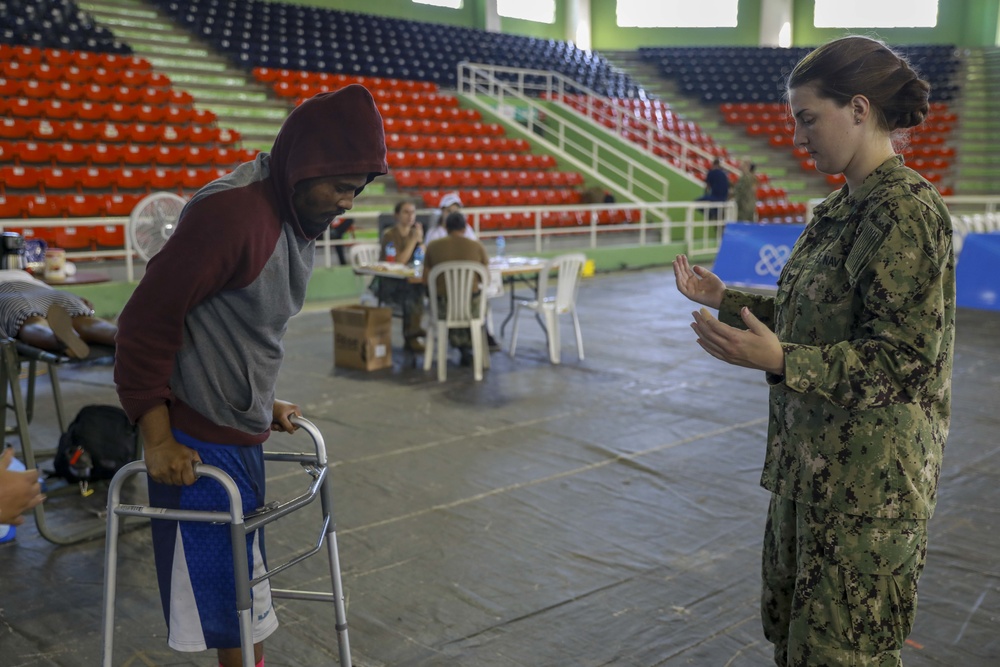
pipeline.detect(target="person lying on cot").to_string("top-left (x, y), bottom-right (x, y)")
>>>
top-left (0, 269), bottom-right (118, 359)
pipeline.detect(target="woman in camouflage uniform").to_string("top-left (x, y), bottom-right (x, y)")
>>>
top-left (674, 36), bottom-right (955, 667)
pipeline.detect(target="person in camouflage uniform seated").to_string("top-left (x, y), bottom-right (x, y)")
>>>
top-left (674, 35), bottom-right (955, 667)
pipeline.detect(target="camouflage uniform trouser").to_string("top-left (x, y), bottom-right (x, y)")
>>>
top-left (761, 495), bottom-right (927, 667)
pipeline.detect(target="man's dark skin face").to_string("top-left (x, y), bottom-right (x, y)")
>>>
top-left (292, 173), bottom-right (368, 237)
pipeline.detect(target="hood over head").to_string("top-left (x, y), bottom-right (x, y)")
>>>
top-left (269, 84), bottom-right (388, 239)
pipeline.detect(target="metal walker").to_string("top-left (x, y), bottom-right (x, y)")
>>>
top-left (100, 417), bottom-right (351, 667)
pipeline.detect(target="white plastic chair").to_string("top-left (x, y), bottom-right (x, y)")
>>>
top-left (484, 267), bottom-right (505, 338)
top-left (508, 253), bottom-right (586, 364)
top-left (349, 243), bottom-right (381, 267)
top-left (349, 243), bottom-right (381, 293)
top-left (424, 261), bottom-right (490, 381)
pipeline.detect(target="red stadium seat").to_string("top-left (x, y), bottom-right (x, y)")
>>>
top-left (7, 97), bottom-right (44, 118)
top-left (89, 143), bottom-right (125, 166)
top-left (25, 194), bottom-right (65, 218)
top-left (40, 167), bottom-right (79, 191)
top-left (113, 167), bottom-right (152, 191)
top-left (180, 168), bottom-right (213, 190)
top-left (21, 79), bottom-right (54, 100)
top-left (149, 168), bottom-right (182, 190)
top-left (52, 142), bottom-right (88, 165)
top-left (121, 144), bottom-right (156, 166)
top-left (158, 125), bottom-right (190, 144)
top-left (151, 145), bottom-right (185, 166)
top-left (0, 165), bottom-right (41, 191)
top-left (20, 142), bottom-right (54, 164)
top-left (27, 119), bottom-right (63, 141)
top-left (78, 167), bottom-right (115, 190)
top-left (105, 103), bottom-right (137, 124)
top-left (64, 194), bottom-right (104, 218)
top-left (0, 194), bottom-right (27, 218)
top-left (41, 99), bottom-right (75, 120)
top-left (103, 193), bottom-right (143, 216)
top-left (138, 104), bottom-right (169, 124)
top-left (125, 123), bottom-right (160, 144)
top-left (0, 118), bottom-right (31, 140)
top-left (62, 121), bottom-right (99, 142)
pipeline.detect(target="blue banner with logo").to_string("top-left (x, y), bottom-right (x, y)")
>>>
top-left (956, 233), bottom-right (1000, 311)
top-left (712, 223), bottom-right (805, 289)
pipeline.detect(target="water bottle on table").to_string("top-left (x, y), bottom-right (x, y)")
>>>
top-left (495, 235), bottom-right (506, 259)
top-left (412, 245), bottom-right (424, 278)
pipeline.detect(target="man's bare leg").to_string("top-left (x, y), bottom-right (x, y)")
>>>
top-left (217, 642), bottom-right (263, 667)
top-left (72, 315), bottom-right (118, 347)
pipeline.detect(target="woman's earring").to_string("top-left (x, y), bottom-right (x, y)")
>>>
top-left (854, 116), bottom-right (862, 125)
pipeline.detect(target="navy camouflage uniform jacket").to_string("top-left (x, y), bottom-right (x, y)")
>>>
top-left (719, 156), bottom-right (955, 520)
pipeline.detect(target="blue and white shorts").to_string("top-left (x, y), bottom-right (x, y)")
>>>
top-left (147, 430), bottom-right (279, 651)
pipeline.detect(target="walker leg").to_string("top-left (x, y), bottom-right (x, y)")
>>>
top-left (321, 477), bottom-right (352, 667)
top-left (100, 470), bottom-right (128, 667)
top-left (230, 522), bottom-right (256, 667)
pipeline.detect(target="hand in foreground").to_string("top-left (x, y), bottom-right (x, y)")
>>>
top-left (0, 447), bottom-right (46, 525)
top-left (271, 399), bottom-right (302, 433)
top-left (691, 306), bottom-right (785, 375)
top-left (144, 438), bottom-right (202, 486)
top-left (673, 254), bottom-right (725, 310)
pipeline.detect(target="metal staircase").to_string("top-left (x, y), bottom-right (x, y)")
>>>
top-left (599, 49), bottom-right (830, 205)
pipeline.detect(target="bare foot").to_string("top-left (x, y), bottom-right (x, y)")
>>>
top-left (46, 304), bottom-right (89, 359)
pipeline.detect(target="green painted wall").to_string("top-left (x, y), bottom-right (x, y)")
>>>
top-left (791, 0), bottom-right (999, 47)
top-left (590, 0), bottom-right (763, 49)
top-left (265, 1), bottom-right (1000, 50)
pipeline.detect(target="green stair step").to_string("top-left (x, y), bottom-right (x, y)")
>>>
top-left (113, 29), bottom-right (191, 44)
top-left (170, 73), bottom-right (250, 87)
top-left (219, 122), bottom-right (283, 136)
top-left (192, 91), bottom-right (273, 104)
top-left (143, 56), bottom-right (231, 71)
top-left (204, 105), bottom-right (289, 120)
top-left (79, 4), bottom-right (158, 19)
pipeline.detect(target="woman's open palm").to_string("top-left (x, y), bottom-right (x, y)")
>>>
top-left (673, 254), bottom-right (725, 309)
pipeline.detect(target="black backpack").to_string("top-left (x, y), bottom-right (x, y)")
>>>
top-left (54, 405), bottom-right (138, 482)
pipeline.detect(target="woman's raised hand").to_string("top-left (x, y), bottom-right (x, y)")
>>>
top-left (673, 254), bottom-right (726, 310)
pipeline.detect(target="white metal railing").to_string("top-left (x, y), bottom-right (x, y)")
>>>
top-left (1, 200), bottom-right (734, 281)
top-left (805, 194), bottom-right (1000, 226)
top-left (457, 63), bottom-right (671, 211)
top-left (457, 62), bottom-right (727, 187)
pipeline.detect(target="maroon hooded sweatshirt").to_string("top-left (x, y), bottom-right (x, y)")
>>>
top-left (114, 85), bottom-right (387, 445)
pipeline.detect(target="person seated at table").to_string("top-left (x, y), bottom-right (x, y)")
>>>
top-left (377, 199), bottom-right (427, 352)
top-left (0, 269), bottom-right (117, 359)
top-left (425, 192), bottom-right (477, 244)
top-left (423, 211), bottom-right (490, 366)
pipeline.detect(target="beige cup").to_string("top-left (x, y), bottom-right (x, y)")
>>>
top-left (44, 248), bottom-right (67, 281)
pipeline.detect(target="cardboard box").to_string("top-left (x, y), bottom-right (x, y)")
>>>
top-left (331, 305), bottom-right (393, 371)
